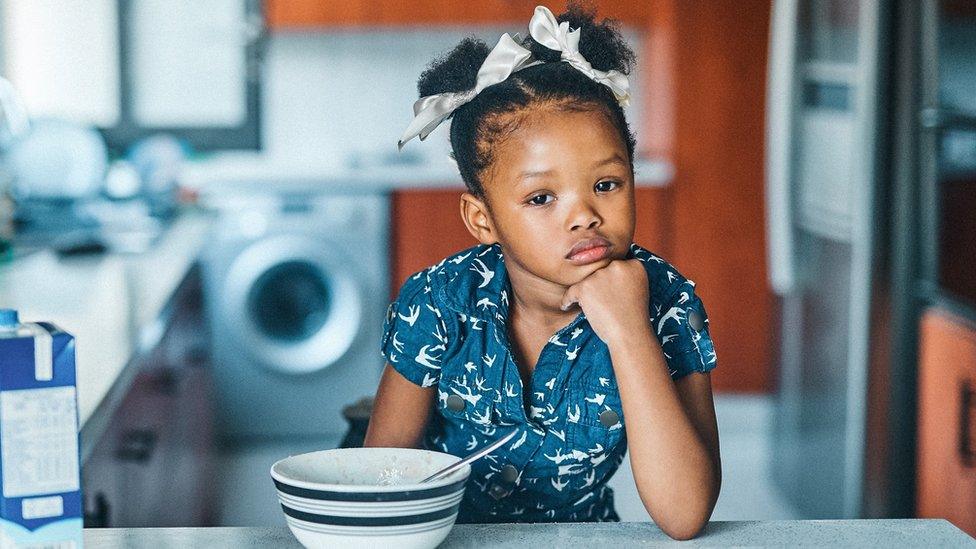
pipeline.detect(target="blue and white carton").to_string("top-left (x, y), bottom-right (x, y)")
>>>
top-left (0, 310), bottom-right (83, 549)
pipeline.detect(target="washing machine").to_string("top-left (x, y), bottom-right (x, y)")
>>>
top-left (201, 191), bottom-right (389, 440)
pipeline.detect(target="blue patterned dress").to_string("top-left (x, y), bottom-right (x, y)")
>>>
top-left (380, 242), bottom-right (718, 523)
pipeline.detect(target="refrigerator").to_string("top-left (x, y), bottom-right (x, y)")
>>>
top-left (766, 0), bottom-right (976, 519)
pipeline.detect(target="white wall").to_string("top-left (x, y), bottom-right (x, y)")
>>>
top-left (261, 26), bottom-right (646, 169)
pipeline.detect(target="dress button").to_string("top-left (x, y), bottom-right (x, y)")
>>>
top-left (501, 464), bottom-right (519, 483)
top-left (488, 483), bottom-right (512, 500)
top-left (599, 409), bottom-right (620, 428)
top-left (688, 310), bottom-right (705, 331)
top-left (446, 395), bottom-right (466, 412)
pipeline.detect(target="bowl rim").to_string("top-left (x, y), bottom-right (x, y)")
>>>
top-left (270, 447), bottom-right (471, 494)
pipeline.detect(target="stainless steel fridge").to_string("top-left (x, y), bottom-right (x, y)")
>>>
top-left (766, 0), bottom-right (886, 519)
top-left (766, 0), bottom-right (976, 519)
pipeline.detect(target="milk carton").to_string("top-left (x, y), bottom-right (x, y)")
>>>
top-left (0, 310), bottom-right (83, 548)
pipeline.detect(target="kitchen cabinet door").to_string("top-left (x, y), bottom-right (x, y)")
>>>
top-left (83, 364), bottom-right (194, 527)
top-left (634, 186), bottom-right (672, 258)
top-left (153, 365), bottom-right (216, 526)
top-left (641, 0), bottom-right (773, 393)
top-left (267, 0), bottom-right (370, 27)
top-left (114, 369), bottom-right (176, 527)
top-left (374, 1), bottom-right (516, 25)
top-left (917, 308), bottom-right (976, 537)
top-left (83, 369), bottom-right (171, 528)
top-left (81, 423), bottom-right (122, 528)
top-left (414, 1), bottom-right (651, 26)
top-left (267, 1), bottom-right (650, 29)
top-left (83, 364), bottom-right (214, 527)
top-left (591, 1), bottom-right (653, 27)
top-left (390, 189), bottom-right (473, 293)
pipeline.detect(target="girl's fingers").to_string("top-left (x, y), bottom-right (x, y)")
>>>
top-left (560, 286), bottom-right (579, 311)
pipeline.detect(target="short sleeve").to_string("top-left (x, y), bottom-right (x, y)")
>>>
top-left (380, 269), bottom-right (452, 388)
top-left (655, 278), bottom-right (718, 381)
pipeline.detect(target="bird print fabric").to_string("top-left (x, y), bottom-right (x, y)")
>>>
top-left (380, 243), bottom-right (717, 522)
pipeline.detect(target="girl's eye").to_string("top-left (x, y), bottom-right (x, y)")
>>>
top-left (595, 180), bottom-right (620, 193)
top-left (528, 194), bottom-right (554, 206)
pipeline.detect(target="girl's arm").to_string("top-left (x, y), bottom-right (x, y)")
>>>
top-left (363, 364), bottom-right (437, 449)
top-left (561, 260), bottom-right (721, 540)
top-left (609, 339), bottom-right (721, 540)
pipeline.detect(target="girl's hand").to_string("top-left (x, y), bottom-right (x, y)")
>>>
top-left (560, 259), bottom-right (653, 347)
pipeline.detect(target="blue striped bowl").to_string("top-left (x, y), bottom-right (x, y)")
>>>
top-left (271, 448), bottom-right (469, 549)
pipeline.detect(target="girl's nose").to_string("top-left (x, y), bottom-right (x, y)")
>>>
top-left (568, 200), bottom-right (602, 232)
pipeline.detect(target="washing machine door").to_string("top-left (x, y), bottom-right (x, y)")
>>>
top-left (221, 234), bottom-right (362, 375)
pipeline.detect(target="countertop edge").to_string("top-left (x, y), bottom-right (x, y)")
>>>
top-left (0, 211), bottom-right (215, 463)
top-left (76, 263), bottom-right (197, 465)
top-left (79, 520), bottom-right (976, 547)
top-left (181, 156), bottom-right (675, 193)
top-left (79, 211), bottom-right (213, 462)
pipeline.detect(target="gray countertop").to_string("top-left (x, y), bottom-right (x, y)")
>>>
top-left (83, 520), bottom-right (974, 548)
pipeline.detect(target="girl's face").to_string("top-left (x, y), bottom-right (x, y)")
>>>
top-left (466, 106), bottom-right (636, 289)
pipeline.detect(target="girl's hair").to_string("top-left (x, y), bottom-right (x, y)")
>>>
top-left (415, 1), bottom-right (637, 199)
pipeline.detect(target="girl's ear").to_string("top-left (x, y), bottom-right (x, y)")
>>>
top-left (460, 192), bottom-right (498, 245)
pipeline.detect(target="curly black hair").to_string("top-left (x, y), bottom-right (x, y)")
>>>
top-left (413, 1), bottom-right (638, 200)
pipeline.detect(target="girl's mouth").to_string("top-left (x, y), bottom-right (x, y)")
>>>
top-left (566, 238), bottom-right (613, 265)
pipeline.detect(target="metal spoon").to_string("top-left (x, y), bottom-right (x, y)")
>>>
top-left (420, 429), bottom-right (518, 484)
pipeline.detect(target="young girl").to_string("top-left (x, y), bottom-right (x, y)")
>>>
top-left (364, 2), bottom-right (720, 540)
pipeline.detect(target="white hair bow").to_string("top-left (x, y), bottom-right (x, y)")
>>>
top-left (528, 6), bottom-right (630, 106)
top-left (397, 5), bottom-right (631, 150)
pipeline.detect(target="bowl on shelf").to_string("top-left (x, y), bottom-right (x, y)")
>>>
top-left (270, 447), bottom-right (469, 549)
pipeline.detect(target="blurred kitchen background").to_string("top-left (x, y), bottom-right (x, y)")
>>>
top-left (0, 0), bottom-right (974, 536)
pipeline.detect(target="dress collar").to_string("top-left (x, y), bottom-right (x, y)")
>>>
top-left (439, 243), bottom-right (512, 326)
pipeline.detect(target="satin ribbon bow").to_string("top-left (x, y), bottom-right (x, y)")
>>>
top-left (527, 5), bottom-right (630, 106)
top-left (397, 32), bottom-right (539, 150)
top-left (397, 5), bottom-right (631, 150)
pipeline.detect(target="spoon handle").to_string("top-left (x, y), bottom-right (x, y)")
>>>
top-left (421, 429), bottom-right (518, 484)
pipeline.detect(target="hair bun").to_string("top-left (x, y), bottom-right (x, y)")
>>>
top-left (522, 1), bottom-right (636, 75)
top-left (417, 36), bottom-right (491, 99)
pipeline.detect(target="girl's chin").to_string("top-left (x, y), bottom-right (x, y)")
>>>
top-left (562, 257), bottom-right (615, 281)
top-left (502, 245), bottom-right (623, 283)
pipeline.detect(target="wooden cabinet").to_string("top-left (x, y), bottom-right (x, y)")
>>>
top-left (84, 365), bottom-right (212, 527)
top-left (390, 187), bottom-right (671, 293)
top-left (637, 0), bottom-right (772, 393)
top-left (917, 308), bottom-right (976, 537)
top-left (267, 1), bottom-right (650, 29)
top-left (390, 189), bottom-right (472, 294)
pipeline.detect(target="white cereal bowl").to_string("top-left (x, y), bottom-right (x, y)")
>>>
top-left (271, 447), bottom-right (470, 549)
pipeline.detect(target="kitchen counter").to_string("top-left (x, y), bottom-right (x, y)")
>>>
top-left (180, 152), bottom-right (674, 195)
top-left (0, 210), bottom-right (214, 461)
top-left (83, 520), bottom-right (974, 547)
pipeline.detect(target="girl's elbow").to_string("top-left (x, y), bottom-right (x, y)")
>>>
top-left (634, 449), bottom-right (721, 539)
top-left (658, 520), bottom-right (708, 541)
top-left (641, 487), bottom-right (717, 541)
top-left (648, 508), bottom-right (709, 541)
